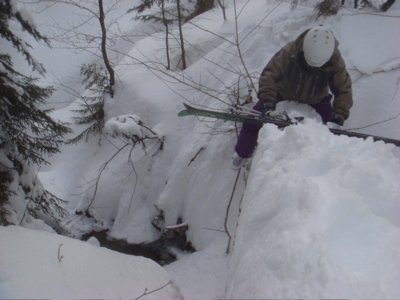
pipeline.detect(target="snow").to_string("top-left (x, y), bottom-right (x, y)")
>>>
top-left (104, 114), bottom-right (145, 138)
top-left (227, 117), bottom-right (400, 298)
top-left (0, 226), bottom-right (182, 299)
top-left (165, 238), bottom-right (229, 299)
top-left (2, 0), bottom-right (400, 299)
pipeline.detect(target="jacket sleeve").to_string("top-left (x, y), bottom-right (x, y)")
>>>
top-left (329, 51), bottom-right (353, 120)
top-left (257, 45), bottom-right (290, 105)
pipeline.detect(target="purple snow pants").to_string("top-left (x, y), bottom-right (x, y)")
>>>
top-left (234, 95), bottom-right (333, 158)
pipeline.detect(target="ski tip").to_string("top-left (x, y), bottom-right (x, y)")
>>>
top-left (178, 109), bottom-right (190, 117)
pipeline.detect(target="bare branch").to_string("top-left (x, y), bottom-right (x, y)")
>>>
top-left (134, 280), bottom-right (173, 300)
top-left (224, 168), bottom-right (241, 254)
top-left (349, 112), bottom-right (400, 131)
top-left (347, 60), bottom-right (400, 131)
top-left (83, 143), bottom-right (130, 212)
top-left (188, 146), bottom-right (205, 166)
top-left (233, 0), bottom-right (257, 93)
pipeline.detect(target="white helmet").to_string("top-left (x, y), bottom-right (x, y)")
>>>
top-left (303, 26), bottom-right (335, 67)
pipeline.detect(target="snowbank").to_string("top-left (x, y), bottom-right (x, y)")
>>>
top-left (227, 118), bottom-right (400, 298)
top-left (0, 226), bottom-right (182, 299)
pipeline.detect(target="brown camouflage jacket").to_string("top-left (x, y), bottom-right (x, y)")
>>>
top-left (257, 30), bottom-right (353, 119)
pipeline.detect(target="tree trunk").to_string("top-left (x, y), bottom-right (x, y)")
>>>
top-left (161, 0), bottom-right (170, 70)
top-left (98, 0), bottom-right (115, 97)
top-left (176, 0), bottom-right (187, 70)
top-left (216, 0), bottom-right (227, 20)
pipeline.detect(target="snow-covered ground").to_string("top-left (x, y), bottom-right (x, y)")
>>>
top-left (0, 226), bottom-right (182, 299)
top-left (1, 0), bottom-right (400, 299)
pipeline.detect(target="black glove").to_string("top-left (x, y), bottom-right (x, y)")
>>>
top-left (260, 99), bottom-right (276, 117)
top-left (329, 114), bottom-right (344, 126)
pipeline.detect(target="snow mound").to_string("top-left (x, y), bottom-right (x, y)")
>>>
top-left (227, 120), bottom-right (400, 298)
top-left (0, 226), bottom-right (182, 299)
top-left (104, 114), bottom-right (144, 138)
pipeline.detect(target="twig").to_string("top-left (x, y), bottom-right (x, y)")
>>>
top-left (188, 146), bottom-right (205, 166)
top-left (347, 111), bottom-right (400, 131)
top-left (233, 0), bottom-right (256, 93)
top-left (187, 21), bottom-right (234, 46)
top-left (83, 119), bottom-right (164, 213)
top-left (347, 64), bottom-right (400, 131)
top-left (239, 0), bottom-right (284, 45)
top-left (127, 144), bottom-right (139, 213)
top-left (134, 280), bottom-right (173, 300)
top-left (230, 164), bottom-right (250, 253)
top-left (85, 143), bottom-right (130, 211)
top-left (350, 61), bottom-right (400, 82)
top-left (110, 10), bottom-right (262, 107)
top-left (224, 168), bottom-right (241, 254)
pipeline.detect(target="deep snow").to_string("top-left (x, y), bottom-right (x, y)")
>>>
top-left (1, 0), bottom-right (400, 299)
top-left (0, 226), bottom-right (182, 299)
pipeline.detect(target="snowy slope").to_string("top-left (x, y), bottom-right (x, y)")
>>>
top-left (2, 0), bottom-right (400, 299)
top-left (0, 226), bottom-right (182, 299)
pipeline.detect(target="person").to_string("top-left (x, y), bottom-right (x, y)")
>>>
top-left (232, 25), bottom-right (353, 169)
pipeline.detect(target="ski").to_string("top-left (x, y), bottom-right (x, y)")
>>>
top-left (178, 102), bottom-right (295, 128)
top-left (178, 102), bottom-right (400, 147)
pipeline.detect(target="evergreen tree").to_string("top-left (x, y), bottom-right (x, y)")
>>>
top-left (69, 63), bottom-right (107, 143)
top-left (60, 1), bottom-right (116, 143)
top-left (0, 0), bottom-right (70, 223)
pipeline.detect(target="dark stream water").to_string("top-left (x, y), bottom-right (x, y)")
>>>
top-left (81, 229), bottom-right (195, 266)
